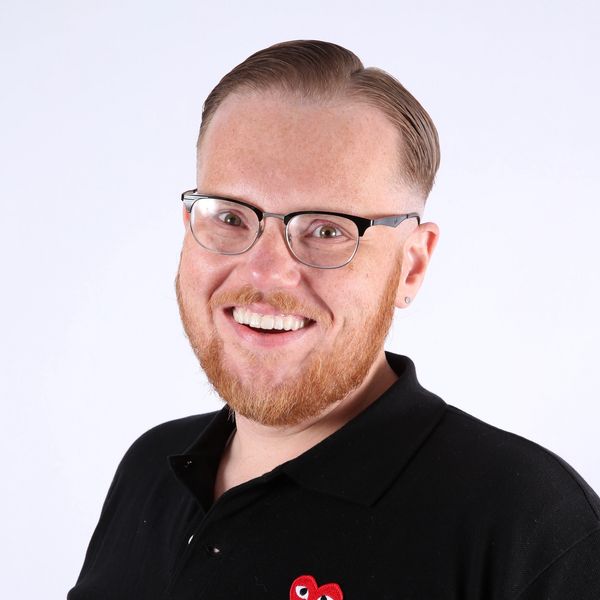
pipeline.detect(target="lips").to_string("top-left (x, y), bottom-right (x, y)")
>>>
top-left (223, 306), bottom-right (316, 347)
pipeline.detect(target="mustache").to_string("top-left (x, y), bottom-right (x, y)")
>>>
top-left (209, 284), bottom-right (332, 326)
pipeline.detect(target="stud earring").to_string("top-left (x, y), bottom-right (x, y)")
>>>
top-left (404, 296), bottom-right (411, 304)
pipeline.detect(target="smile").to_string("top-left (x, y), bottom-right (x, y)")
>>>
top-left (232, 306), bottom-right (310, 331)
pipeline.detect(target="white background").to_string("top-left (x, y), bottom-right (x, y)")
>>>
top-left (1, 1), bottom-right (598, 597)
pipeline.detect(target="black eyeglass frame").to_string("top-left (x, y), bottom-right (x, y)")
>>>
top-left (181, 189), bottom-right (421, 269)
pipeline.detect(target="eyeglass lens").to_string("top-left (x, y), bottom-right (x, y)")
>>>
top-left (189, 198), bottom-right (360, 268)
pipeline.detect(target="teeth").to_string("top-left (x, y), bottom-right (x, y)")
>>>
top-left (232, 307), bottom-right (308, 331)
top-left (261, 315), bottom-right (274, 330)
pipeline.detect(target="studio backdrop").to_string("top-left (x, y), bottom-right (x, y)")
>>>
top-left (0, 1), bottom-right (598, 598)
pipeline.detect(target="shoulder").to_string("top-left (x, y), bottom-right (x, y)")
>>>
top-left (431, 405), bottom-right (600, 519)
top-left (419, 405), bottom-right (600, 595)
top-left (428, 404), bottom-right (600, 587)
top-left (438, 405), bottom-right (599, 518)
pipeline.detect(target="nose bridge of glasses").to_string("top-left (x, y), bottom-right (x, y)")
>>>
top-left (261, 211), bottom-right (287, 223)
top-left (254, 210), bottom-right (293, 250)
top-left (248, 210), bottom-right (304, 282)
top-left (256, 210), bottom-right (288, 238)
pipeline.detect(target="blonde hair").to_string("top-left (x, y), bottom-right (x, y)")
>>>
top-left (197, 40), bottom-right (440, 197)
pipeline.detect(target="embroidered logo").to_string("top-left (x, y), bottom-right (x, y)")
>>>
top-left (290, 574), bottom-right (343, 600)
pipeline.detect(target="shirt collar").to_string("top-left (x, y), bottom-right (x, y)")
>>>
top-left (169, 352), bottom-right (447, 508)
top-left (279, 352), bottom-right (447, 505)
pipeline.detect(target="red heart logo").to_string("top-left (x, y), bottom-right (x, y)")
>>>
top-left (290, 574), bottom-right (343, 600)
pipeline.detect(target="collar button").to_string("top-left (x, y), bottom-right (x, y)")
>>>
top-left (205, 545), bottom-right (221, 557)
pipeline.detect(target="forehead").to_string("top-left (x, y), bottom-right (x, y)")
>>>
top-left (197, 91), bottom-right (412, 215)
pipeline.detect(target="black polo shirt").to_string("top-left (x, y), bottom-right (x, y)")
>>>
top-left (68, 353), bottom-right (600, 599)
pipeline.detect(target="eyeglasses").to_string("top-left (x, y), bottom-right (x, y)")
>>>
top-left (181, 190), bottom-right (421, 269)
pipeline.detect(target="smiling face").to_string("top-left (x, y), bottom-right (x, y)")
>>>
top-left (176, 90), bottom-right (425, 427)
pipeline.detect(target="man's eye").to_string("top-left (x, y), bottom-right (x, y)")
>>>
top-left (217, 212), bottom-right (243, 227)
top-left (311, 223), bottom-right (344, 239)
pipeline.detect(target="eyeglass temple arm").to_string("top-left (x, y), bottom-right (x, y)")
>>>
top-left (372, 213), bottom-right (421, 227)
top-left (181, 189), bottom-right (208, 208)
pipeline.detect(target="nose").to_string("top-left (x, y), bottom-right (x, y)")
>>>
top-left (241, 217), bottom-right (302, 288)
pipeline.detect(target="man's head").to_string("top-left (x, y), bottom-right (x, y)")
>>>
top-left (176, 40), bottom-right (439, 427)
top-left (197, 40), bottom-right (439, 199)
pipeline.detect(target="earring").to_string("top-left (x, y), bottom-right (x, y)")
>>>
top-left (404, 296), bottom-right (411, 304)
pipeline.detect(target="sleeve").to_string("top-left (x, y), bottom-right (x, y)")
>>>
top-left (68, 421), bottom-right (162, 593)
top-left (68, 451), bottom-right (127, 593)
top-left (68, 414), bottom-right (210, 598)
top-left (516, 526), bottom-right (600, 600)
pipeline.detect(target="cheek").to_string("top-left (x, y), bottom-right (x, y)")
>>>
top-left (179, 236), bottom-right (243, 309)
top-left (321, 264), bottom-right (393, 331)
top-left (179, 242), bottom-right (220, 297)
top-left (314, 276), bottom-right (370, 329)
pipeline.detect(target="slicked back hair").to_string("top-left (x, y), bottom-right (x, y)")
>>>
top-left (197, 40), bottom-right (440, 198)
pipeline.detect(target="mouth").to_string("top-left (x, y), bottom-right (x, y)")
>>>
top-left (232, 306), bottom-right (313, 333)
top-left (221, 305), bottom-right (317, 347)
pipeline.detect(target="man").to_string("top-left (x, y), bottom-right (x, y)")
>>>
top-left (68, 40), bottom-right (600, 599)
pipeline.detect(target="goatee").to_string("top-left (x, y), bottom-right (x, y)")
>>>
top-left (175, 259), bottom-right (400, 427)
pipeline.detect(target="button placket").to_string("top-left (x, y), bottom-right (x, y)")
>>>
top-left (169, 475), bottom-right (281, 598)
top-left (176, 498), bottom-right (227, 571)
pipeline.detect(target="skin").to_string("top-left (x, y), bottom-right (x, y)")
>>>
top-left (176, 90), bottom-right (439, 498)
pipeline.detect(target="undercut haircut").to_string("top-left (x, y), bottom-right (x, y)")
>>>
top-left (197, 39), bottom-right (440, 198)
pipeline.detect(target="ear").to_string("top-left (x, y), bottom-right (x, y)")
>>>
top-left (394, 221), bottom-right (440, 308)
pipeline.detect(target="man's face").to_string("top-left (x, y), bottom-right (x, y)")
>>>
top-left (176, 91), bottom-right (420, 427)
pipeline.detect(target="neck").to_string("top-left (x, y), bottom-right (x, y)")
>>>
top-left (214, 351), bottom-right (397, 499)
